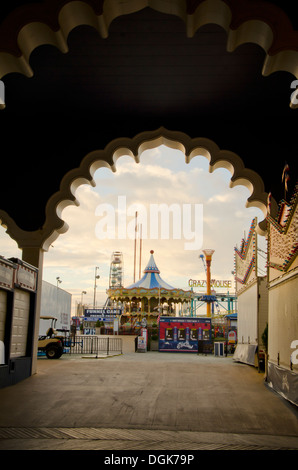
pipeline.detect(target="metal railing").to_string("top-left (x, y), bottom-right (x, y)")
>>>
top-left (64, 335), bottom-right (122, 356)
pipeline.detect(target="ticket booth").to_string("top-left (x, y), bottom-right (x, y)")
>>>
top-left (0, 256), bottom-right (38, 388)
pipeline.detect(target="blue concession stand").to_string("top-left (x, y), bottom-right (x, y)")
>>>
top-left (159, 316), bottom-right (212, 353)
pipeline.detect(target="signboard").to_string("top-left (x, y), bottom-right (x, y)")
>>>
top-left (16, 264), bottom-right (37, 291)
top-left (84, 328), bottom-right (96, 335)
top-left (159, 317), bottom-right (212, 353)
top-left (137, 335), bottom-right (147, 351)
top-left (8, 258), bottom-right (38, 292)
top-left (228, 330), bottom-right (237, 344)
top-left (0, 258), bottom-right (15, 290)
top-left (113, 318), bottom-right (119, 333)
top-left (137, 328), bottom-right (147, 352)
top-left (84, 308), bottom-right (122, 322)
top-left (188, 279), bottom-right (232, 288)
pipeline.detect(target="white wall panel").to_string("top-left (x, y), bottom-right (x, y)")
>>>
top-left (40, 281), bottom-right (71, 334)
top-left (10, 289), bottom-right (30, 357)
top-left (238, 282), bottom-right (258, 344)
top-left (269, 274), bottom-right (298, 370)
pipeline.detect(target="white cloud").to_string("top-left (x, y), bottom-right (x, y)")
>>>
top-left (0, 227), bottom-right (21, 259)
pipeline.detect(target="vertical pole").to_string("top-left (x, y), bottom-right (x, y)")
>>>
top-left (159, 287), bottom-right (161, 316)
top-left (139, 224), bottom-right (142, 280)
top-left (134, 212), bottom-right (138, 283)
top-left (203, 250), bottom-right (215, 318)
top-left (22, 246), bottom-right (44, 376)
top-left (93, 267), bottom-right (96, 308)
top-left (206, 258), bottom-right (211, 317)
top-left (93, 267), bottom-right (100, 308)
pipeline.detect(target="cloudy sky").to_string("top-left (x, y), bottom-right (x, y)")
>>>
top-left (0, 145), bottom-right (267, 315)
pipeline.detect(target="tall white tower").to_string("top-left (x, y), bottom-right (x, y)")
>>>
top-left (109, 251), bottom-right (124, 289)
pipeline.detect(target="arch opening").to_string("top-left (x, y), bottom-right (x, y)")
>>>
top-left (0, 136), bottom-right (271, 314)
top-left (43, 142), bottom-right (269, 313)
top-left (0, 138), bottom-right (264, 312)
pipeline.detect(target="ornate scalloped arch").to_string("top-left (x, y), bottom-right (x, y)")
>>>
top-left (0, 128), bottom-right (278, 251)
top-left (0, 0), bottom-right (298, 110)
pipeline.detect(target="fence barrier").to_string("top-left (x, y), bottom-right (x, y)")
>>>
top-left (64, 336), bottom-right (123, 356)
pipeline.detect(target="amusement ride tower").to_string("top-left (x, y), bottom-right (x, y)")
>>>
top-left (202, 249), bottom-right (215, 317)
top-left (109, 252), bottom-right (124, 290)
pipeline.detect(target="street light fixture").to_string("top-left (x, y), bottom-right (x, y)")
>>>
top-left (81, 290), bottom-right (87, 317)
top-left (56, 277), bottom-right (62, 320)
top-left (93, 267), bottom-right (100, 308)
top-left (81, 290), bottom-right (87, 304)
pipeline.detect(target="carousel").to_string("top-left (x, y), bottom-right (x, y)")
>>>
top-left (106, 250), bottom-right (192, 329)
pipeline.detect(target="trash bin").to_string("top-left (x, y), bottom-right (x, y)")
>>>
top-left (214, 342), bottom-right (225, 357)
top-left (198, 340), bottom-right (204, 354)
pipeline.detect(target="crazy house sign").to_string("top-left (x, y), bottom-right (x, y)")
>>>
top-left (188, 279), bottom-right (232, 289)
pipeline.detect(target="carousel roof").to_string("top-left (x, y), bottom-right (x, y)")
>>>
top-left (126, 250), bottom-right (175, 290)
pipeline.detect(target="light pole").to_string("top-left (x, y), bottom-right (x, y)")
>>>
top-left (93, 267), bottom-right (100, 308)
top-left (81, 290), bottom-right (87, 316)
top-left (56, 277), bottom-right (62, 319)
top-left (202, 249), bottom-right (215, 317)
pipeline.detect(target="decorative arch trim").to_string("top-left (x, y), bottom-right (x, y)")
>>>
top-left (0, 127), bottom-right (277, 251)
top-left (0, 0), bottom-right (298, 110)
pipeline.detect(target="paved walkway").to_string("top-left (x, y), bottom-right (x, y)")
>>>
top-left (0, 352), bottom-right (298, 450)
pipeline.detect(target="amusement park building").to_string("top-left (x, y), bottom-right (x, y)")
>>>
top-left (266, 184), bottom-right (298, 406)
top-left (107, 250), bottom-right (192, 325)
top-left (233, 217), bottom-right (269, 370)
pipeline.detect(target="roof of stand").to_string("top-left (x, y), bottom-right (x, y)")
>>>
top-left (126, 250), bottom-right (176, 290)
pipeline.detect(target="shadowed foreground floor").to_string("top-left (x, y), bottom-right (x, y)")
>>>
top-left (0, 352), bottom-right (297, 450)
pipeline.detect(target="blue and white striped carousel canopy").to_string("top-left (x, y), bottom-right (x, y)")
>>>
top-left (126, 250), bottom-right (175, 290)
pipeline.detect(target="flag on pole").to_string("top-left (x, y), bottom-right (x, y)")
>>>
top-left (282, 163), bottom-right (290, 194)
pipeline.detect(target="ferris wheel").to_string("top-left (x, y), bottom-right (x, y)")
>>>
top-left (109, 251), bottom-right (124, 289)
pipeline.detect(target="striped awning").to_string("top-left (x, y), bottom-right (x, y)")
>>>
top-left (126, 251), bottom-right (175, 290)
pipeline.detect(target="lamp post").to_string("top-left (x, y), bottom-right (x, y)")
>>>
top-left (202, 249), bottom-right (215, 317)
top-left (81, 290), bottom-right (87, 304)
top-left (93, 267), bottom-right (100, 308)
top-left (158, 287), bottom-right (161, 317)
top-left (56, 277), bottom-right (62, 320)
top-left (81, 290), bottom-right (87, 316)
